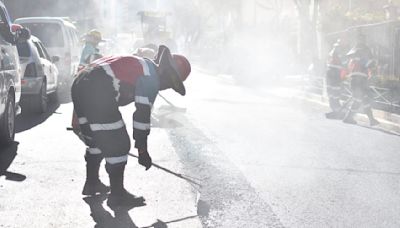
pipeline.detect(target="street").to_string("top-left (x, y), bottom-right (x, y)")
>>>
top-left (1, 66), bottom-right (400, 228)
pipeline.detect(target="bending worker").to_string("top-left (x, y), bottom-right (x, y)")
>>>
top-left (71, 45), bottom-right (191, 207)
top-left (342, 41), bottom-right (379, 126)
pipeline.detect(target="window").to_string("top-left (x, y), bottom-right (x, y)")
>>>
top-left (20, 22), bottom-right (64, 47)
top-left (66, 27), bottom-right (79, 47)
top-left (37, 41), bottom-right (51, 60)
top-left (70, 28), bottom-right (79, 46)
top-left (33, 41), bottom-right (45, 59)
top-left (0, 7), bottom-right (13, 44)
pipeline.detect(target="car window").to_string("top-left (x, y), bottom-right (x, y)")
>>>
top-left (16, 41), bottom-right (31, 57)
top-left (20, 22), bottom-right (64, 47)
top-left (64, 26), bottom-right (72, 46)
top-left (38, 42), bottom-right (51, 60)
top-left (0, 7), bottom-right (13, 44)
top-left (70, 28), bottom-right (79, 46)
top-left (33, 41), bottom-right (45, 59)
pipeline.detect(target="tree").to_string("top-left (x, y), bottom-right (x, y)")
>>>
top-left (292, 0), bottom-right (320, 65)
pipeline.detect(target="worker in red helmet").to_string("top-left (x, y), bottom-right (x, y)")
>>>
top-left (70, 45), bottom-right (191, 208)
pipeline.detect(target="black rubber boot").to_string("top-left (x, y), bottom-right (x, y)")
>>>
top-left (365, 109), bottom-right (379, 126)
top-left (325, 111), bottom-right (345, 120)
top-left (105, 162), bottom-right (145, 208)
top-left (82, 151), bottom-right (110, 196)
top-left (343, 111), bottom-right (357, 124)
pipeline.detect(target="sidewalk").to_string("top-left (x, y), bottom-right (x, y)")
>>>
top-left (303, 91), bottom-right (400, 135)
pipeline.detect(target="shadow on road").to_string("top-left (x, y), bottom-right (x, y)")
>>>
top-left (0, 141), bottom-right (26, 182)
top-left (357, 124), bottom-right (400, 137)
top-left (16, 101), bottom-right (60, 133)
top-left (83, 195), bottom-right (198, 228)
top-left (56, 88), bottom-right (72, 104)
top-left (326, 117), bottom-right (400, 137)
top-left (83, 194), bottom-right (146, 228)
top-left (140, 215), bottom-right (199, 228)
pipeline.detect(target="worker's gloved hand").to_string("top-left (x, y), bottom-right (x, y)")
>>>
top-left (138, 150), bottom-right (152, 170)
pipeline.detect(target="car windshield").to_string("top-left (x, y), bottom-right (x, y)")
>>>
top-left (20, 22), bottom-right (64, 47)
top-left (16, 41), bottom-right (30, 57)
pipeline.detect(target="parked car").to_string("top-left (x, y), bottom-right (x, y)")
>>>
top-left (14, 17), bottom-right (80, 90)
top-left (17, 35), bottom-right (59, 113)
top-left (0, 3), bottom-right (30, 145)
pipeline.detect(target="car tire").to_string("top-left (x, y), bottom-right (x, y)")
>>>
top-left (0, 92), bottom-right (16, 145)
top-left (33, 81), bottom-right (48, 113)
top-left (49, 89), bottom-right (58, 104)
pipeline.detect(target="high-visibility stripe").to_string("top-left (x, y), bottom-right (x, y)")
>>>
top-left (135, 96), bottom-right (152, 106)
top-left (349, 72), bottom-right (368, 78)
top-left (90, 120), bottom-right (125, 131)
top-left (133, 121), bottom-right (150, 130)
top-left (105, 155), bottom-right (128, 164)
top-left (79, 117), bottom-right (88, 124)
top-left (138, 58), bottom-right (150, 76)
top-left (327, 64), bottom-right (343, 69)
top-left (88, 148), bottom-right (102, 155)
top-left (102, 64), bottom-right (121, 101)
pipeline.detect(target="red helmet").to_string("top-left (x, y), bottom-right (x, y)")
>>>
top-left (173, 54), bottom-right (191, 82)
top-left (11, 24), bottom-right (23, 33)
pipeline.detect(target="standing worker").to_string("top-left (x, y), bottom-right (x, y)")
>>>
top-left (325, 39), bottom-right (346, 119)
top-left (71, 45), bottom-right (191, 207)
top-left (342, 34), bottom-right (379, 126)
top-left (79, 29), bottom-right (103, 69)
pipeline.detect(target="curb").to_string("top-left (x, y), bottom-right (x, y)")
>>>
top-left (303, 91), bottom-right (400, 135)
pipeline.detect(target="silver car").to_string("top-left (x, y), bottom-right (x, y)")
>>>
top-left (17, 35), bottom-right (59, 113)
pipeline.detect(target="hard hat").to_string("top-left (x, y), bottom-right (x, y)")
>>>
top-left (158, 45), bottom-right (191, 96)
top-left (173, 54), bottom-right (191, 82)
top-left (85, 29), bottom-right (103, 42)
top-left (11, 24), bottom-right (23, 32)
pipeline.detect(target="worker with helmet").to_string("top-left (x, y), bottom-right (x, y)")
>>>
top-left (342, 34), bottom-right (379, 126)
top-left (71, 45), bottom-right (191, 207)
top-left (79, 29), bottom-right (104, 68)
top-left (325, 39), bottom-right (346, 119)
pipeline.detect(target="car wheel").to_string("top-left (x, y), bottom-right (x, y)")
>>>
top-left (49, 89), bottom-right (58, 104)
top-left (0, 93), bottom-right (16, 145)
top-left (34, 81), bottom-right (48, 113)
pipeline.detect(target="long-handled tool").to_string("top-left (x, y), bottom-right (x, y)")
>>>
top-left (157, 93), bottom-right (187, 112)
top-left (128, 152), bottom-right (201, 188)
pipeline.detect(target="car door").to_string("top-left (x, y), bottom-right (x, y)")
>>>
top-left (37, 41), bottom-right (57, 92)
top-left (0, 6), bottom-right (18, 115)
top-left (33, 41), bottom-right (54, 92)
top-left (0, 47), bottom-right (4, 115)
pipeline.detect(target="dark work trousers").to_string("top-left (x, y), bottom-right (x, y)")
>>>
top-left (71, 67), bottom-right (131, 164)
top-left (347, 76), bottom-right (374, 117)
top-left (326, 67), bottom-right (342, 112)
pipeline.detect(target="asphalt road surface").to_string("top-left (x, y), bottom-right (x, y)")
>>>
top-left (1, 66), bottom-right (400, 227)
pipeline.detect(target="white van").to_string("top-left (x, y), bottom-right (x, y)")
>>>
top-left (14, 17), bottom-right (80, 89)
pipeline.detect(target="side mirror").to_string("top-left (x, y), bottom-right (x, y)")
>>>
top-left (51, 56), bottom-right (60, 63)
top-left (15, 27), bottom-right (31, 42)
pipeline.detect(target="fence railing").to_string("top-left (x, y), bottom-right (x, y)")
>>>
top-left (305, 75), bottom-right (400, 113)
